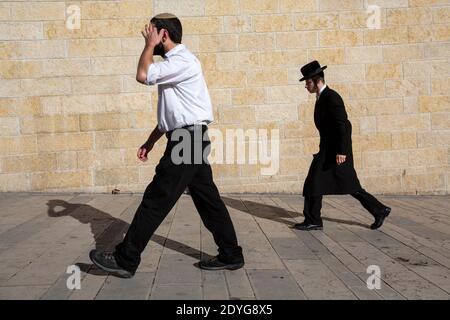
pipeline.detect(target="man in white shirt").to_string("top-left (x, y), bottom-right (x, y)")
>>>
top-left (89, 13), bottom-right (244, 278)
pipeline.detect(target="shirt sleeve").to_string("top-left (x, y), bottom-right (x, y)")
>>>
top-left (145, 56), bottom-right (196, 86)
top-left (329, 94), bottom-right (351, 156)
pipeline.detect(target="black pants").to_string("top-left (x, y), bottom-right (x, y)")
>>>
top-left (114, 125), bottom-right (243, 273)
top-left (303, 189), bottom-right (387, 226)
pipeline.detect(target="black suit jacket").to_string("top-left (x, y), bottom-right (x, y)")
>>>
top-left (314, 86), bottom-right (352, 156)
top-left (303, 86), bottom-right (362, 196)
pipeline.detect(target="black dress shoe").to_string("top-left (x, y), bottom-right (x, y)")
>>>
top-left (370, 207), bottom-right (391, 230)
top-left (199, 256), bottom-right (244, 271)
top-left (89, 249), bottom-right (134, 278)
top-left (293, 222), bottom-right (323, 231)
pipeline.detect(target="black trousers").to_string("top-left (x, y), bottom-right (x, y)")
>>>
top-left (303, 189), bottom-right (387, 226)
top-left (114, 125), bottom-right (243, 273)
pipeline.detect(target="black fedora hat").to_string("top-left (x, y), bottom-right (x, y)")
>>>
top-left (299, 60), bottom-right (327, 81)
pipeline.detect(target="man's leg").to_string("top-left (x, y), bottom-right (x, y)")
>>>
top-left (305, 195), bottom-right (323, 226)
top-left (302, 196), bottom-right (313, 225)
top-left (350, 189), bottom-right (391, 229)
top-left (294, 195), bottom-right (323, 230)
top-left (350, 189), bottom-right (388, 218)
top-left (113, 154), bottom-right (195, 274)
top-left (188, 164), bottom-right (244, 268)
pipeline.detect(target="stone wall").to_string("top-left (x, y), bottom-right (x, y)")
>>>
top-left (0, 0), bottom-right (449, 194)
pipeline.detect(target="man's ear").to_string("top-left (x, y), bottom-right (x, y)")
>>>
top-left (161, 29), bottom-right (168, 42)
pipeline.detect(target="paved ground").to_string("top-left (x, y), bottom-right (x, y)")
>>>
top-left (0, 192), bottom-right (449, 300)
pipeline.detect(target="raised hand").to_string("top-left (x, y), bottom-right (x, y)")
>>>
top-left (141, 24), bottom-right (165, 47)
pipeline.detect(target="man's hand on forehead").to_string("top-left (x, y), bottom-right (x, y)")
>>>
top-left (141, 23), bottom-right (165, 47)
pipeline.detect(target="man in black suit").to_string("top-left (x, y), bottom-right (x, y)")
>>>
top-left (295, 61), bottom-right (391, 231)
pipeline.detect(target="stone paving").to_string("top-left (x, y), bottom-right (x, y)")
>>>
top-left (0, 192), bottom-right (449, 300)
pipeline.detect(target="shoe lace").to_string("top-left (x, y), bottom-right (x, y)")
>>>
top-left (102, 252), bottom-right (116, 262)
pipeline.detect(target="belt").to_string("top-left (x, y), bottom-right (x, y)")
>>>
top-left (166, 123), bottom-right (208, 138)
top-left (182, 124), bottom-right (207, 132)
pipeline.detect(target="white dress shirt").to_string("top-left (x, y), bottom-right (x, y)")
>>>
top-left (145, 44), bottom-right (213, 132)
top-left (316, 84), bottom-right (327, 101)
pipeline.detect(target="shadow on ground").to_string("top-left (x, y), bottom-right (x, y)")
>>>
top-left (46, 199), bottom-right (214, 276)
top-left (222, 196), bottom-right (369, 229)
top-left (46, 195), bottom-right (369, 277)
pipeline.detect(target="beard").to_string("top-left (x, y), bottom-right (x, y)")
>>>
top-left (307, 86), bottom-right (316, 94)
top-left (306, 82), bottom-right (318, 94)
top-left (153, 42), bottom-right (166, 58)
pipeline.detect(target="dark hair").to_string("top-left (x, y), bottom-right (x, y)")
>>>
top-left (150, 16), bottom-right (183, 43)
top-left (311, 72), bottom-right (325, 84)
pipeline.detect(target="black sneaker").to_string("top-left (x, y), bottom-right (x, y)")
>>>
top-left (89, 249), bottom-right (134, 278)
top-left (293, 222), bottom-right (323, 231)
top-left (199, 256), bottom-right (244, 271)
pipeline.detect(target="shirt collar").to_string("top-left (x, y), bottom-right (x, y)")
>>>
top-left (319, 84), bottom-right (327, 95)
top-left (316, 84), bottom-right (327, 100)
top-left (165, 44), bottom-right (185, 57)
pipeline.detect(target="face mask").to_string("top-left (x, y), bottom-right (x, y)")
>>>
top-left (153, 42), bottom-right (166, 58)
